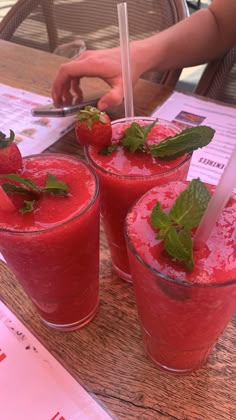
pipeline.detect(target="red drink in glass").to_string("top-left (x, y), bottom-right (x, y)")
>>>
top-left (125, 181), bottom-right (236, 373)
top-left (85, 117), bottom-right (191, 281)
top-left (0, 154), bottom-right (100, 331)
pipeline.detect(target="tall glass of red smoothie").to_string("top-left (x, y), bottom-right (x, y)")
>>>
top-left (125, 180), bottom-right (236, 373)
top-left (0, 154), bottom-right (100, 331)
top-left (85, 117), bottom-right (191, 282)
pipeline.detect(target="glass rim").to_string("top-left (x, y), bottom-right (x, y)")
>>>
top-left (85, 116), bottom-right (191, 179)
top-left (0, 153), bottom-right (100, 235)
top-left (111, 116), bottom-right (174, 124)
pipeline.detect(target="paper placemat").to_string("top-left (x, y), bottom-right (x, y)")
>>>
top-left (152, 91), bottom-right (236, 190)
top-left (0, 301), bottom-right (113, 420)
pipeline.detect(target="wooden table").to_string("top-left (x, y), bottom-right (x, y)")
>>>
top-left (0, 40), bottom-right (235, 420)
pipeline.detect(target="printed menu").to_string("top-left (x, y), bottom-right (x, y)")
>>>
top-left (0, 82), bottom-right (75, 156)
top-left (152, 91), bottom-right (236, 190)
top-left (0, 301), bottom-right (113, 420)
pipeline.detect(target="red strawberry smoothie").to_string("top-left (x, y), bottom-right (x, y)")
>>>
top-left (0, 154), bottom-right (100, 330)
top-left (125, 181), bottom-right (236, 373)
top-left (85, 117), bottom-right (191, 281)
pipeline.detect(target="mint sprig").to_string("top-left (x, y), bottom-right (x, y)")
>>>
top-left (99, 122), bottom-right (215, 159)
top-left (169, 178), bottom-right (212, 228)
top-left (98, 144), bottom-right (118, 156)
top-left (99, 120), bottom-right (156, 155)
top-left (1, 172), bottom-right (69, 213)
top-left (121, 121), bottom-right (156, 153)
top-left (42, 173), bottom-right (69, 196)
top-left (20, 200), bottom-right (36, 214)
top-left (150, 179), bottom-right (211, 270)
top-left (165, 227), bottom-right (193, 272)
top-left (1, 173), bottom-right (40, 192)
top-left (149, 126), bottom-right (215, 159)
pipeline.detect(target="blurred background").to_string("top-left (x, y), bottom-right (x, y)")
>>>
top-left (0, 0), bottom-right (211, 93)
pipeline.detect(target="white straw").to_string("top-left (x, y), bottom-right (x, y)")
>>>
top-left (117, 2), bottom-right (134, 118)
top-left (194, 145), bottom-right (236, 249)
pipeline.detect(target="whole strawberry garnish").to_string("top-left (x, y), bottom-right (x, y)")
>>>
top-left (75, 106), bottom-right (112, 147)
top-left (0, 130), bottom-right (23, 174)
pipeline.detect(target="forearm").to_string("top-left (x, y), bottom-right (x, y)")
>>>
top-left (131, 2), bottom-right (236, 76)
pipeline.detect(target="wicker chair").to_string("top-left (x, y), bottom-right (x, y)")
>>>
top-left (0, 0), bottom-right (189, 88)
top-left (195, 45), bottom-right (236, 105)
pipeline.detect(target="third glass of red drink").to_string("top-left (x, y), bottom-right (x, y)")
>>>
top-left (125, 180), bottom-right (236, 373)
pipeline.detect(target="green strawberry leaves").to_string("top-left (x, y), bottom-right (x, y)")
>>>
top-left (1, 172), bottom-right (69, 213)
top-left (0, 130), bottom-right (15, 149)
top-left (75, 106), bottom-right (108, 129)
top-left (99, 121), bottom-right (215, 159)
top-left (150, 179), bottom-right (211, 270)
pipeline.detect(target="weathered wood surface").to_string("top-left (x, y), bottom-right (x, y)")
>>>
top-left (0, 40), bottom-right (235, 420)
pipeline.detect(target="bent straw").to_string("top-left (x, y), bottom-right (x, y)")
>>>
top-left (117, 2), bottom-right (134, 118)
top-left (0, 186), bottom-right (15, 212)
top-left (194, 145), bottom-right (236, 249)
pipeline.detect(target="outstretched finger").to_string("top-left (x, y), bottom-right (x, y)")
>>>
top-left (52, 59), bottom-right (101, 103)
top-left (52, 78), bottom-right (71, 105)
top-left (70, 79), bottom-right (83, 101)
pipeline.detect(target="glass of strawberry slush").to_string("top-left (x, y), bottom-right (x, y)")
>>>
top-left (125, 180), bottom-right (236, 373)
top-left (0, 154), bottom-right (100, 331)
top-left (85, 117), bottom-right (191, 282)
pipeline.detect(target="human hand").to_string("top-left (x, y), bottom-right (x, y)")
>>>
top-left (51, 48), bottom-right (125, 110)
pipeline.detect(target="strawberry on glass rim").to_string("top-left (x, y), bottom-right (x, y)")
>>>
top-left (75, 106), bottom-right (112, 147)
top-left (0, 130), bottom-right (23, 174)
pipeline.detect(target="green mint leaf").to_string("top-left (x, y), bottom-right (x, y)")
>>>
top-left (42, 173), bottom-right (69, 196)
top-left (1, 172), bottom-right (70, 214)
top-left (121, 120), bottom-right (157, 153)
top-left (98, 144), bottom-right (118, 156)
top-left (149, 126), bottom-right (215, 159)
top-left (0, 129), bottom-right (15, 149)
top-left (1, 173), bottom-right (40, 192)
top-left (150, 179), bottom-right (211, 270)
top-left (150, 202), bottom-right (171, 239)
top-left (140, 120), bottom-right (157, 138)
top-left (19, 200), bottom-right (36, 214)
top-left (164, 227), bottom-right (193, 271)
top-left (1, 182), bottom-right (31, 195)
top-left (169, 178), bottom-right (211, 229)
